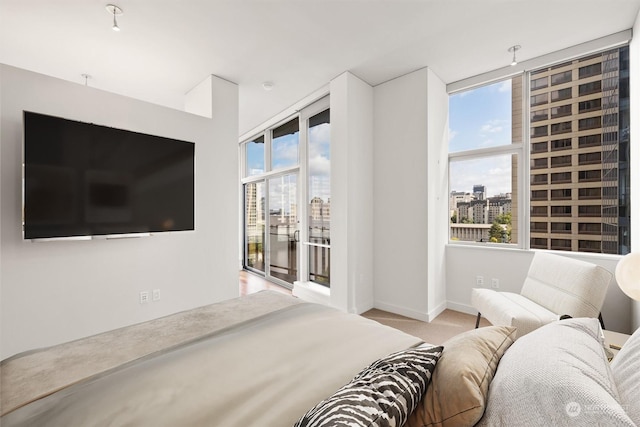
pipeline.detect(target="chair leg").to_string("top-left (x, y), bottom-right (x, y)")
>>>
top-left (598, 313), bottom-right (605, 330)
top-left (475, 312), bottom-right (481, 329)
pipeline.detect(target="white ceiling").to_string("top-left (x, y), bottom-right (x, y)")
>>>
top-left (2, 0), bottom-right (639, 136)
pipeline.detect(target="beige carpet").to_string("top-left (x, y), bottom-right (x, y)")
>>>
top-left (362, 308), bottom-right (490, 345)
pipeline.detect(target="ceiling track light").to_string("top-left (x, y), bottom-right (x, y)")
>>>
top-left (106, 4), bottom-right (123, 32)
top-left (508, 45), bottom-right (521, 66)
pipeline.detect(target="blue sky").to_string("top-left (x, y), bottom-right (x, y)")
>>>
top-left (449, 79), bottom-right (514, 196)
top-left (246, 122), bottom-right (331, 204)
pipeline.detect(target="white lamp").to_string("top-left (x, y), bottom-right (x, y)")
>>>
top-left (615, 252), bottom-right (640, 301)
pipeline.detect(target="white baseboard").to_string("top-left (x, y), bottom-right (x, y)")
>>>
top-left (373, 300), bottom-right (429, 322)
top-left (446, 301), bottom-right (477, 316)
top-left (352, 299), bottom-right (374, 315)
top-left (427, 301), bottom-right (447, 322)
top-left (373, 300), bottom-right (473, 323)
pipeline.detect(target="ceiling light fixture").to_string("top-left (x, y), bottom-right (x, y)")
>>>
top-left (106, 4), bottom-right (123, 32)
top-left (262, 81), bottom-right (274, 91)
top-left (508, 45), bottom-right (521, 66)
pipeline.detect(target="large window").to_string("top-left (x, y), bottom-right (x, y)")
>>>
top-left (246, 136), bottom-right (265, 176)
top-left (241, 97), bottom-right (331, 287)
top-left (271, 118), bottom-right (299, 170)
top-left (449, 46), bottom-right (631, 255)
top-left (307, 109), bottom-right (331, 285)
top-left (449, 78), bottom-right (521, 245)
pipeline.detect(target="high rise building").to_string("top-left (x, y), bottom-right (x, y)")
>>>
top-left (527, 46), bottom-right (630, 254)
top-left (473, 184), bottom-right (486, 200)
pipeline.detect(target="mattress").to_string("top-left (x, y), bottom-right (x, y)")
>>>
top-left (1, 291), bottom-right (422, 426)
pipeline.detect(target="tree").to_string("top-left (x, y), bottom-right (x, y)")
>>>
top-left (493, 212), bottom-right (512, 243)
top-left (451, 213), bottom-right (457, 223)
top-left (495, 212), bottom-right (512, 224)
top-left (489, 221), bottom-right (507, 242)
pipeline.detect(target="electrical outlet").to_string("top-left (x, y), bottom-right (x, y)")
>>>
top-left (476, 276), bottom-right (484, 286)
top-left (491, 278), bottom-right (500, 289)
top-left (152, 289), bottom-right (161, 301)
top-left (139, 291), bottom-right (150, 304)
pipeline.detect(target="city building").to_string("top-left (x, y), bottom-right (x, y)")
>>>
top-left (473, 184), bottom-right (486, 200)
top-left (527, 47), bottom-right (630, 254)
top-left (488, 195), bottom-right (512, 224)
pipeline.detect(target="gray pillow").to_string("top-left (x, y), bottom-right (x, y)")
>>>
top-left (295, 344), bottom-right (443, 427)
top-left (610, 326), bottom-right (640, 425)
top-left (478, 318), bottom-right (635, 426)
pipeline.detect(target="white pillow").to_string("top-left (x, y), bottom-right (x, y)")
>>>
top-left (610, 326), bottom-right (640, 425)
top-left (478, 318), bottom-right (635, 426)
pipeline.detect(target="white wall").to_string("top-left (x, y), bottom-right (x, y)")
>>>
top-left (330, 72), bottom-right (374, 313)
top-left (372, 68), bottom-right (448, 322)
top-left (0, 65), bottom-right (239, 359)
top-left (425, 69), bottom-right (449, 320)
top-left (372, 69), bottom-right (428, 320)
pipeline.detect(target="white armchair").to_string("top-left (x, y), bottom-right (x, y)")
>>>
top-left (471, 252), bottom-right (612, 339)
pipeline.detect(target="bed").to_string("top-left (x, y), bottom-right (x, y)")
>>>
top-left (1, 290), bottom-right (639, 426)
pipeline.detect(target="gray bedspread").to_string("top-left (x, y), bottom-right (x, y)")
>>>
top-left (1, 292), bottom-right (421, 426)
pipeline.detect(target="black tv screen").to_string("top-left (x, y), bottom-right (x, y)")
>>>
top-left (23, 111), bottom-right (195, 240)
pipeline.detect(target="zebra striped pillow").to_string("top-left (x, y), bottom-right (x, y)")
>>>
top-left (294, 344), bottom-right (443, 427)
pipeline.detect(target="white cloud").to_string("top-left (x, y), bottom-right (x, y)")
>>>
top-left (480, 119), bottom-right (506, 134)
top-left (310, 123), bottom-right (330, 147)
top-left (498, 80), bottom-right (512, 93)
top-left (309, 154), bottom-right (330, 177)
top-left (272, 138), bottom-right (299, 168)
top-left (450, 155), bottom-right (513, 197)
top-left (449, 128), bottom-right (458, 141)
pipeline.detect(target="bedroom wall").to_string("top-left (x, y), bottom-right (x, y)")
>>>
top-left (425, 69), bottom-right (450, 320)
top-left (0, 65), bottom-right (239, 359)
top-left (330, 71), bottom-right (375, 314)
top-left (372, 69), bottom-right (426, 320)
top-left (371, 68), bottom-right (448, 322)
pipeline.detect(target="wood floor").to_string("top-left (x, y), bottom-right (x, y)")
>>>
top-left (239, 270), bottom-right (292, 296)
top-left (238, 270), bottom-right (487, 344)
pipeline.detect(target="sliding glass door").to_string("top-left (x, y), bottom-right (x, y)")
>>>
top-left (243, 175), bottom-right (299, 285)
top-left (268, 174), bottom-right (298, 283)
top-left (244, 181), bottom-right (265, 273)
top-left (241, 96), bottom-right (329, 289)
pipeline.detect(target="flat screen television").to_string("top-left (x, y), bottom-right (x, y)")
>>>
top-left (23, 111), bottom-right (195, 240)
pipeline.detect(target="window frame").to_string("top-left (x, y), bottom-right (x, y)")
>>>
top-left (447, 35), bottom-right (632, 255)
top-left (448, 76), bottom-right (526, 248)
top-left (240, 96), bottom-right (330, 287)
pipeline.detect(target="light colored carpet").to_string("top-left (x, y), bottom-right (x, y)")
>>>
top-left (362, 308), bottom-right (490, 345)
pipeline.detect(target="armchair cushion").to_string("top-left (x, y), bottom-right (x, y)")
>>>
top-left (521, 252), bottom-right (611, 319)
top-left (471, 289), bottom-right (557, 338)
